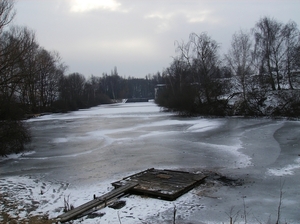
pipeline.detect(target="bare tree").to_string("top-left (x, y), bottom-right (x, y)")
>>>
top-left (253, 17), bottom-right (300, 90)
top-left (60, 73), bottom-right (86, 110)
top-left (0, 26), bottom-right (37, 115)
top-left (35, 49), bottom-right (66, 111)
top-left (0, 0), bottom-right (15, 34)
top-left (281, 21), bottom-right (300, 89)
top-left (293, 46), bottom-right (300, 69)
top-left (158, 32), bottom-right (226, 115)
top-left (225, 30), bottom-right (254, 103)
top-left (0, 0), bottom-right (71, 155)
top-left (0, 1), bottom-right (34, 156)
top-left (188, 32), bottom-right (222, 104)
top-left (253, 17), bottom-right (285, 90)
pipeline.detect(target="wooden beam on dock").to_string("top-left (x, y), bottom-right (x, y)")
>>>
top-left (56, 182), bottom-right (138, 222)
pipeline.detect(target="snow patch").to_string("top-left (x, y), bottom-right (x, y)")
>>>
top-left (0, 151), bottom-right (36, 162)
top-left (266, 158), bottom-right (300, 176)
top-left (197, 141), bottom-right (252, 168)
top-left (52, 138), bottom-right (68, 143)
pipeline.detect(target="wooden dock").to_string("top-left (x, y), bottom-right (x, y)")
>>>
top-left (112, 168), bottom-right (207, 201)
top-left (56, 168), bottom-right (206, 222)
top-left (56, 182), bottom-right (138, 222)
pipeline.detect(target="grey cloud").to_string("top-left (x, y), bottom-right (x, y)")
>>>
top-left (14, 0), bottom-right (300, 78)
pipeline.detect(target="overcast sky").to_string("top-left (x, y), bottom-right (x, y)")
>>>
top-left (13, 0), bottom-right (300, 78)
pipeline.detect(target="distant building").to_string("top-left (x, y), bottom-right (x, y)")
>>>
top-left (154, 84), bottom-right (166, 99)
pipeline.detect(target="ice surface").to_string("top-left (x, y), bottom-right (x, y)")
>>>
top-left (1, 102), bottom-right (300, 223)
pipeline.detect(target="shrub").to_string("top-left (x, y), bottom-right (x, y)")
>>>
top-left (0, 120), bottom-right (31, 157)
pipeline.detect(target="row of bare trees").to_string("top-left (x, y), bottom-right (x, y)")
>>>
top-left (0, 27), bottom-right (68, 116)
top-left (156, 17), bottom-right (300, 116)
top-left (0, 0), bottom-right (66, 118)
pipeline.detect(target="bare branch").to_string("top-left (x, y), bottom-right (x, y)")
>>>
top-left (0, 0), bottom-right (16, 33)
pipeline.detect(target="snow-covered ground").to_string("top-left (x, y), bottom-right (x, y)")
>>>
top-left (1, 102), bottom-right (300, 223)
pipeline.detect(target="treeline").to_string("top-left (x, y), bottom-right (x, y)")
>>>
top-left (52, 68), bottom-right (160, 113)
top-left (0, 0), bottom-right (161, 156)
top-left (156, 17), bottom-right (300, 117)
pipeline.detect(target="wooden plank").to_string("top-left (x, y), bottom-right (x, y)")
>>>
top-left (56, 182), bottom-right (138, 222)
top-left (163, 169), bottom-right (190, 174)
top-left (122, 168), bottom-right (154, 181)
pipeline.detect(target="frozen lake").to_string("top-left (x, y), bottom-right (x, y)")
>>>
top-left (1, 101), bottom-right (300, 223)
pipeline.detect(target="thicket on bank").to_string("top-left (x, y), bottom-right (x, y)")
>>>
top-left (156, 17), bottom-right (300, 117)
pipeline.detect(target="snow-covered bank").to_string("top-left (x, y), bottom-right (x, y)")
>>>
top-left (0, 174), bottom-right (205, 223)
